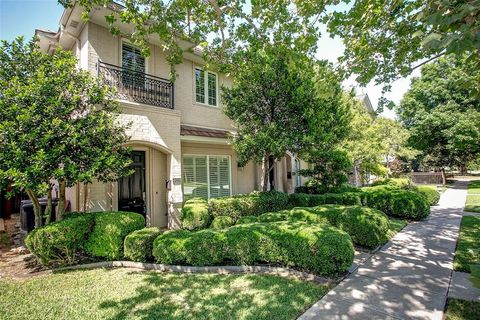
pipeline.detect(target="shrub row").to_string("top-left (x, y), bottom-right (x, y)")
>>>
top-left (25, 211), bottom-right (145, 266)
top-left (153, 221), bottom-right (354, 276)
top-left (180, 197), bottom-right (211, 230)
top-left (240, 205), bottom-right (390, 248)
top-left (415, 185), bottom-right (440, 206)
top-left (124, 227), bottom-right (163, 262)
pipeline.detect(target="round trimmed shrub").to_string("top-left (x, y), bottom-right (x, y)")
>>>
top-left (257, 210), bottom-right (290, 223)
top-left (390, 190), bottom-right (430, 220)
top-left (325, 193), bottom-right (344, 204)
top-left (181, 197), bottom-right (210, 230)
top-left (337, 207), bottom-right (390, 248)
top-left (416, 186), bottom-right (440, 206)
top-left (210, 216), bottom-right (235, 229)
top-left (236, 216), bottom-right (258, 224)
top-left (124, 227), bottom-right (162, 262)
top-left (152, 230), bottom-right (191, 264)
top-left (85, 211), bottom-right (145, 260)
top-left (184, 229), bottom-right (226, 265)
top-left (308, 194), bottom-right (326, 206)
top-left (25, 213), bottom-right (94, 266)
top-left (288, 193), bottom-right (310, 207)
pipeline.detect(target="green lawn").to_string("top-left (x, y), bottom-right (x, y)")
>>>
top-left (467, 180), bottom-right (480, 195)
top-left (445, 298), bottom-right (480, 320)
top-left (387, 218), bottom-right (408, 239)
top-left (0, 268), bottom-right (328, 320)
top-left (453, 216), bottom-right (480, 273)
top-left (465, 195), bottom-right (480, 213)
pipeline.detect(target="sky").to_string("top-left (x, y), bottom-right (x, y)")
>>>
top-left (0, 0), bottom-right (417, 118)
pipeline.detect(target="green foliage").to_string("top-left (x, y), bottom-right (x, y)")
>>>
top-left (236, 216), bottom-right (258, 224)
top-left (398, 56), bottom-right (480, 174)
top-left (371, 178), bottom-right (412, 189)
top-left (85, 212), bottom-right (145, 260)
top-left (465, 195), bottom-right (480, 213)
top-left (325, 192), bottom-right (362, 206)
top-left (468, 180), bottom-right (480, 195)
top-left (153, 221), bottom-right (354, 276)
top-left (257, 210), bottom-right (291, 223)
top-left (124, 227), bottom-right (162, 262)
top-left (288, 193), bottom-right (310, 207)
top-left (416, 185), bottom-right (440, 206)
top-left (210, 216), bottom-right (235, 230)
top-left (337, 207), bottom-right (390, 248)
top-left (181, 198), bottom-right (210, 231)
top-left (298, 149), bottom-right (351, 191)
top-left (362, 187), bottom-right (430, 220)
top-left (308, 194), bottom-right (326, 206)
top-left (25, 214), bottom-right (94, 266)
top-left (445, 298), bottom-right (480, 320)
top-left (295, 182), bottom-right (359, 195)
top-left (208, 191), bottom-right (289, 221)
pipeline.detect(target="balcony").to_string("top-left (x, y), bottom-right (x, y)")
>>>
top-left (98, 61), bottom-right (174, 109)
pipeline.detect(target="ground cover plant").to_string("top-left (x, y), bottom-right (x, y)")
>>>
top-left (0, 268), bottom-right (328, 320)
top-left (453, 216), bottom-right (480, 273)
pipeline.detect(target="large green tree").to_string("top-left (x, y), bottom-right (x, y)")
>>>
top-left (398, 55), bottom-right (480, 183)
top-left (0, 37), bottom-right (132, 227)
top-left (222, 45), bottom-right (350, 191)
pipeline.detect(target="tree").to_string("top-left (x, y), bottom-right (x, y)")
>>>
top-left (398, 56), bottom-right (480, 183)
top-left (0, 37), bottom-right (132, 227)
top-left (222, 45), bottom-right (350, 191)
top-left (328, 0), bottom-right (480, 108)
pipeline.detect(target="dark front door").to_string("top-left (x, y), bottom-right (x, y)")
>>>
top-left (118, 151), bottom-right (146, 217)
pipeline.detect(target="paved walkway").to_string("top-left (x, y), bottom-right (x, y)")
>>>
top-left (299, 180), bottom-right (468, 320)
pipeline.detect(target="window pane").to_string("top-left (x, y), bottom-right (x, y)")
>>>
top-left (183, 155), bottom-right (208, 200)
top-left (208, 72), bottom-right (217, 106)
top-left (122, 43), bottom-right (145, 87)
top-left (209, 156), bottom-right (230, 198)
top-left (195, 68), bottom-right (205, 104)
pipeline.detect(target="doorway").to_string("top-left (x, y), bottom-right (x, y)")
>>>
top-left (118, 151), bottom-right (146, 217)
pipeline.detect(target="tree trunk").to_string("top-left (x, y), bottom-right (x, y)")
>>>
top-left (353, 161), bottom-right (362, 187)
top-left (26, 189), bottom-right (42, 228)
top-left (83, 183), bottom-right (89, 213)
top-left (459, 164), bottom-right (467, 175)
top-left (57, 180), bottom-right (66, 221)
top-left (44, 185), bottom-right (53, 225)
top-left (261, 154), bottom-right (269, 192)
top-left (440, 167), bottom-right (446, 186)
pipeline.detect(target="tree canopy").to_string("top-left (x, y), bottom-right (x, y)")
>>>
top-left (0, 37), bottom-right (132, 226)
top-left (398, 55), bottom-right (480, 180)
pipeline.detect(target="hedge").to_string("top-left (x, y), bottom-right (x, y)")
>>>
top-left (361, 188), bottom-right (430, 220)
top-left (85, 211), bottom-right (145, 260)
top-left (124, 227), bottom-right (163, 262)
top-left (25, 213), bottom-right (95, 266)
top-left (153, 221), bottom-right (354, 276)
top-left (236, 216), bottom-right (258, 224)
top-left (288, 193), bottom-right (310, 207)
top-left (208, 191), bottom-right (289, 220)
top-left (181, 198), bottom-right (210, 230)
top-left (210, 216), bottom-right (235, 229)
top-left (256, 205), bottom-right (389, 248)
top-left (416, 185), bottom-right (440, 206)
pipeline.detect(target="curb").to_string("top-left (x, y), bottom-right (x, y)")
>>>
top-left (55, 261), bottom-right (333, 284)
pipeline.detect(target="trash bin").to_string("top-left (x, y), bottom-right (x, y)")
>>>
top-left (20, 198), bottom-right (58, 232)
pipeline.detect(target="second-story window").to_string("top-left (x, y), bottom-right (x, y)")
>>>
top-left (195, 67), bottom-right (217, 107)
top-left (122, 43), bottom-right (145, 87)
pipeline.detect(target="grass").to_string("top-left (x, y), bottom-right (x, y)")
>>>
top-left (464, 195), bottom-right (480, 213)
top-left (0, 268), bottom-right (328, 320)
top-left (445, 298), bottom-right (480, 320)
top-left (387, 217), bottom-right (408, 240)
top-left (453, 216), bottom-right (480, 273)
top-left (467, 180), bottom-right (480, 195)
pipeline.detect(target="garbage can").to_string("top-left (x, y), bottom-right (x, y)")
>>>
top-left (20, 198), bottom-right (58, 232)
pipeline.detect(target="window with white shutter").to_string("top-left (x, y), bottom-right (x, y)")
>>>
top-left (195, 67), bottom-right (218, 107)
top-left (183, 155), bottom-right (231, 200)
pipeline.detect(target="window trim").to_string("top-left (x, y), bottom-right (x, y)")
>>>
top-left (182, 154), bottom-right (232, 199)
top-left (194, 66), bottom-right (219, 107)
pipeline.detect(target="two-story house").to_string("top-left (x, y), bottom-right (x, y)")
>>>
top-left (35, 3), bottom-right (306, 228)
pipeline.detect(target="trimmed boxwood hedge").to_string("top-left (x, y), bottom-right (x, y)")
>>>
top-left (208, 191), bottom-right (289, 221)
top-left (210, 216), bottom-right (235, 229)
top-left (85, 211), bottom-right (145, 260)
top-left (181, 198), bottom-right (210, 230)
top-left (236, 216), bottom-right (258, 224)
top-left (124, 227), bottom-right (163, 262)
top-left (416, 185), bottom-right (440, 206)
top-left (153, 221), bottom-right (354, 276)
top-left (25, 213), bottom-right (95, 266)
top-left (256, 205), bottom-right (390, 248)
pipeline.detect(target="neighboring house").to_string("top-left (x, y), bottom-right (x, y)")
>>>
top-left (35, 3), bottom-right (307, 229)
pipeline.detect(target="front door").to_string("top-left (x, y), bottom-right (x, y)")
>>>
top-left (118, 151), bottom-right (146, 217)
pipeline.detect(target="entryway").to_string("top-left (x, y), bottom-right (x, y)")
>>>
top-left (118, 151), bottom-right (146, 217)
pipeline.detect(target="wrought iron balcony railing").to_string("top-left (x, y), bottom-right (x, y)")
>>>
top-left (98, 61), bottom-right (174, 109)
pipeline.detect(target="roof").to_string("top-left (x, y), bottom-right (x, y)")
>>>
top-left (180, 125), bottom-right (231, 139)
top-left (356, 93), bottom-right (375, 113)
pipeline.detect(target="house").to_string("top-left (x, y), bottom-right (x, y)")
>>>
top-left (35, 3), bottom-right (307, 229)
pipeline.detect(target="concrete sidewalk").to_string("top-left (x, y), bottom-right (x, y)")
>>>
top-left (299, 180), bottom-right (468, 320)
